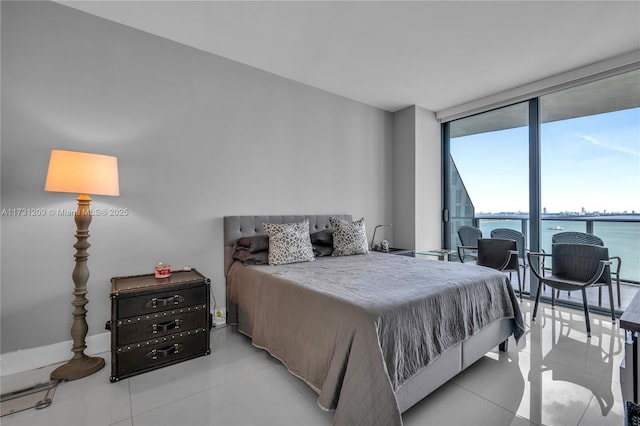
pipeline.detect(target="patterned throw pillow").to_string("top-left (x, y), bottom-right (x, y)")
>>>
top-left (330, 217), bottom-right (369, 256)
top-left (263, 220), bottom-right (315, 265)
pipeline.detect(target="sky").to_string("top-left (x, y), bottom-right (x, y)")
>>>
top-left (450, 107), bottom-right (640, 215)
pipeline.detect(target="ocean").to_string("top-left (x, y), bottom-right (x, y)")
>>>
top-left (478, 218), bottom-right (640, 283)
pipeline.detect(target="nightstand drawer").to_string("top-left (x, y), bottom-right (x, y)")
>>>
top-left (116, 306), bottom-right (208, 346)
top-left (113, 328), bottom-right (209, 381)
top-left (117, 286), bottom-right (207, 318)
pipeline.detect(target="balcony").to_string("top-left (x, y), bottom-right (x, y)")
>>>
top-left (467, 214), bottom-right (640, 314)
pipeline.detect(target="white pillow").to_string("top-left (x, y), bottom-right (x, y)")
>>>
top-left (330, 217), bottom-right (369, 256)
top-left (263, 220), bottom-right (315, 265)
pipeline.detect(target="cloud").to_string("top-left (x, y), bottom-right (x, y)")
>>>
top-left (576, 133), bottom-right (640, 157)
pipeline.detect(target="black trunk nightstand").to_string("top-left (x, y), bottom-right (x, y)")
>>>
top-left (107, 269), bottom-right (211, 382)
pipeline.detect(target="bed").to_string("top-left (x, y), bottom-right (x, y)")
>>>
top-left (223, 215), bottom-right (524, 426)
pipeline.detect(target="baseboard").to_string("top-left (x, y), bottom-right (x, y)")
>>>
top-left (0, 332), bottom-right (111, 377)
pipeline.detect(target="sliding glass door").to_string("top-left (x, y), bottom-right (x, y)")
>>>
top-left (539, 70), bottom-right (640, 311)
top-left (446, 103), bottom-right (530, 297)
top-left (443, 68), bottom-right (640, 314)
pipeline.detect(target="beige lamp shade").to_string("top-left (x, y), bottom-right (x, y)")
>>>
top-left (45, 150), bottom-right (119, 196)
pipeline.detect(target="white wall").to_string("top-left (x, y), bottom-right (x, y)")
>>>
top-left (1, 1), bottom-right (394, 355)
top-left (392, 106), bottom-right (441, 252)
top-left (414, 106), bottom-right (442, 252)
top-left (391, 107), bottom-right (416, 249)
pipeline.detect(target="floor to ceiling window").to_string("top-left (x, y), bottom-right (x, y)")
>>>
top-left (447, 102), bottom-right (529, 250)
top-left (539, 70), bottom-right (640, 304)
top-left (443, 68), bottom-right (640, 313)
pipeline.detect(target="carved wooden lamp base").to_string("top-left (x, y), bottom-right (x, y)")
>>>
top-left (50, 355), bottom-right (105, 381)
top-left (49, 194), bottom-right (105, 382)
top-left (44, 150), bottom-right (119, 383)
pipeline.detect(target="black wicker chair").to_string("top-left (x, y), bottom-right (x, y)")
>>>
top-left (457, 225), bottom-right (482, 263)
top-left (528, 243), bottom-right (615, 337)
top-left (552, 231), bottom-right (622, 307)
top-left (477, 238), bottom-right (522, 301)
top-left (491, 228), bottom-right (543, 292)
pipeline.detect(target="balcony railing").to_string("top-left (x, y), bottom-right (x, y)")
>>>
top-left (468, 214), bottom-right (640, 285)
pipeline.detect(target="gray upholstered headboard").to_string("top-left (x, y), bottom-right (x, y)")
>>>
top-left (223, 214), bottom-right (352, 276)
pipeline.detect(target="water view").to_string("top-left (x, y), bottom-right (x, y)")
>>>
top-left (477, 216), bottom-right (640, 283)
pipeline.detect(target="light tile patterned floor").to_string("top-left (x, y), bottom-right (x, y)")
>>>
top-left (0, 300), bottom-right (628, 426)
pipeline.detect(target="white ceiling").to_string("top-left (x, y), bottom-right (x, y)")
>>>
top-left (57, 1), bottom-right (640, 113)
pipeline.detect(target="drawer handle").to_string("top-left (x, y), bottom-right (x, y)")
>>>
top-left (146, 295), bottom-right (185, 309)
top-left (146, 343), bottom-right (183, 360)
top-left (151, 319), bottom-right (182, 334)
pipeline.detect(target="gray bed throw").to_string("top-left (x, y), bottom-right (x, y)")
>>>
top-left (227, 252), bottom-right (524, 426)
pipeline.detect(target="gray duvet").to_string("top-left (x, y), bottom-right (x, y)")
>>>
top-left (226, 252), bottom-right (524, 425)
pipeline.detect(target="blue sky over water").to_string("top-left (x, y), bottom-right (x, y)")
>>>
top-left (451, 108), bottom-right (640, 214)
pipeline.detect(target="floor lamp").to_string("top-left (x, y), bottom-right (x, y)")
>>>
top-left (44, 149), bottom-right (119, 381)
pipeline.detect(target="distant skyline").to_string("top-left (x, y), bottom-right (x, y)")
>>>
top-left (451, 108), bottom-right (640, 214)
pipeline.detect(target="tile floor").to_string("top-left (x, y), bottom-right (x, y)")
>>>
top-left (0, 300), bottom-right (629, 426)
